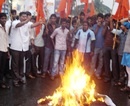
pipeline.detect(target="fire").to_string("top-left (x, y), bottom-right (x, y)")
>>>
top-left (38, 50), bottom-right (104, 106)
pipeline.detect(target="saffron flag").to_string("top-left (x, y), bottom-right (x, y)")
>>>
top-left (112, 0), bottom-right (129, 20)
top-left (89, 0), bottom-right (95, 16)
top-left (0, 0), bottom-right (5, 12)
top-left (57, 0), bottom-right (73, 18)
top-left (35, 0), bottom-right (45, 35)
top-left (80, 0), bottom-right (88, 13)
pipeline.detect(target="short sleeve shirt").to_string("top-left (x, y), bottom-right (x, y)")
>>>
top-left (75, 29), bottom-right (95, 53)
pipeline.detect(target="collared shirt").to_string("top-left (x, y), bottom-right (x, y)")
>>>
top-left (34, 24), bottom-right (44, 47)
top-left (118, 32), bottom-right (127, 55)
top-left (75, 29), bottom-right (95, 53)
top-left (10, 20), bottom-right (33, 51)
top-left (0, 24), bottom-right (8, 52)
top-left (51, 27), bottom-right (69, 50)
top-left (92, 24), bottom-right (104, 48)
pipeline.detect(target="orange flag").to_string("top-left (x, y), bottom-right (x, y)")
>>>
top-left (35, 0), bottom-right (45, 36)
top-left (57, 0), bottom-right (73, 18)
top-left (0, 0), bottom-right (5, 12)
top-left (89, 0), bottom-right (95, 16)
top-left (113, 0), bottom-right (129, 20)
top-left (57, 0), bottom-right (66, 18)
top-left (80, 0), bottom-right (88, 13)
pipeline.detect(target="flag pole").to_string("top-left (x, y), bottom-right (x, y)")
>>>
top-left (113, 0), bottom-right (123, 49)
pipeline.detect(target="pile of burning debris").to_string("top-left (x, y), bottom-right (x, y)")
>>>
top-left (37, 51), bottom-right (116, 106)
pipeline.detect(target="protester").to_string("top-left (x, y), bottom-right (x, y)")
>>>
top-left (91, 13), bottom-right (105, 79)
top-left (42, 14), bottom-right (58, 78)
top-left (74, 21), bottom-right (95, 72)
top-left (0, 13), bottom-right (10, 89)
top-left (10, 12), bottom-right (44, 87)
top-left (120, 22), bottom-right (130, 92)
top-left (50, 18), bottom-right (69, 80)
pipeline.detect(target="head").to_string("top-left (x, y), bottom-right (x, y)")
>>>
top-left (0, 13), bottom-right (7, 26)
top-left (72, 20), bottom-right (77, 28)
top-left (73, 16), bottom-right (78, 21)
top-left (104, 13), bottom-right (111, 24)
top-left (61, 18), bottom-right (67, 29)
top-left (50, 14), bottom-right (57, 23)
top-left (11, 9), bottom-right (17, 20)
top-left (19, 12), bottom-right (27, 22)
top-left (87, 17), bottom-right (93, 27)
top-left (66, 19), bottom-right (70, 29)
top-left (80, 12), bottom-right (85, 21)
top-left (26, 11), bottom-right (32, 20)
top-left (83, 21), bottom-right (89, 31)
top-left (97, 13), bottom-right (104, 23)
top-left (30, 16), bottom-right (36, 23)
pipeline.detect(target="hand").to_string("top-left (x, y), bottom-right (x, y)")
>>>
top-left (39, 18), bottom-right (45, 24)
top-left (113, 37), bottom-right (117, 42)
top-left (97, 21), bottom-right (102, 27)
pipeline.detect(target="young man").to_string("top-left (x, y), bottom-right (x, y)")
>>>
top-left (74, 21), bottom-right (95, 72)
top-left (103, 14), bottom-right (119, 83)
top-left (91, 13), bottom-right (105, 79)
top-left (50, 18), bottom-right (69, 80)
top-left (42, 14), bottom-right (58, 78)
top-left (10, 12), bottom-right (44, 87)
top-left (0, 13), bottom-right (10, 89)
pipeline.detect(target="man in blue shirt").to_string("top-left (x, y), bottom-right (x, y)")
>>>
top-left (91, 13), bottom-right (105, 79)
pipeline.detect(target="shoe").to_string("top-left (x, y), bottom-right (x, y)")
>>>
top-left (0, 83), bottom-right (10, 89)
top-left (96, 75), bottom-right (102, 80)
top-left (50, 76), bottom-right (55, 80)
top-left (27, 74), bottom-right (35, 79)
top-left (104, 79), bottom-right (111, 83)
top-left (13, 82), bottom-right (20, 87)
top-left (120, 86), bottom-right (130, 92)
top-left (41, 73), bottom-right (46, 78)
top-left (19, 80), bottom-right (26, 84)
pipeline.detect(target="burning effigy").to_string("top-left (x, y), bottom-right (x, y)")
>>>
top-left (37, 51), bottom-right (116, 106)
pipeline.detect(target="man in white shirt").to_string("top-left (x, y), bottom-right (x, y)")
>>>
top-left (10, 12), bottom-right (44, 87)
top-left (74, 21), bottom-right (95, 73)
top-left (5, 9), bottom-right (17, 79)
top-left (0, 13), bottom-right (10, 89)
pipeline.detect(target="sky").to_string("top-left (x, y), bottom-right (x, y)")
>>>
top-left (103, 0), bottom-right (115, 9)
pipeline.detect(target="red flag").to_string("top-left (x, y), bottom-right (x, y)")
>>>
top-left (89, 1), bottom-right (95, 16)
top-left (57, 0), bottom-right (73, 18)
top-left (0, 0), bottom-right (5, 12)
top-left (35, 0), bottom-right (45, 36)
top-left (113, 0), bottom-right (129, 20)
top-left (80, 0), bottom-right (88, 13)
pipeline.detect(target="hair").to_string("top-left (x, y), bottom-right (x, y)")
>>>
top-left (50, 14), bottom-right (57, 18)
top-left (0, 13), bottom-right (7, 18)
top-left (11, 9), bottom-right (16, 14)
top-left (97, 13), bottom-right (104, 18)
top-left (83, 21), bottom-right (89, 25)
top-left (80, 12), bottom-right (85, 16)
top-left (72, 20), bottom-right (77, 25)
top-left (26, 11), bottom-right (31, 16)
top-left (61, 18), bottom-right (67, 23)
top-left (104, 13), bottom-right (111, 18)
top-left (31, 16), bottom-right (36, 21)
top-left (19, 12), bottom-right (27, 16)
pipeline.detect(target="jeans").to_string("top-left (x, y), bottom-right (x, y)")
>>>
top-left (43, 47), bottom-right (54, 73)
top-left (91, 48), bottom-right (103, 76)
top-left (32, 46), bottom-right (44, 73)
top-left (51, 50), bottom-right (66, 77)
top-left (0, 51), bottom-right (7, 84)
top-left (103, 47), bottom-right (119, 82)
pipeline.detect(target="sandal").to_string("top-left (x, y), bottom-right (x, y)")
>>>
top-left (0, 83), bottom-right (10, 89)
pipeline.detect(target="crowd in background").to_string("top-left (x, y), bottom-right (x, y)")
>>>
top-left (0, 10), bottom-right (130, 95)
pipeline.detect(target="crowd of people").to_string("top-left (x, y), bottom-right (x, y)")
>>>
top-left (0, 9), bottom-right (130, 95)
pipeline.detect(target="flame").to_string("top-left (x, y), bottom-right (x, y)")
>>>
top-left (38, 50), bottom-right (104, 106)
